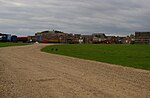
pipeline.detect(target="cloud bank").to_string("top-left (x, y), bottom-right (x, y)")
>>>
top-left (0, 0), bottom-right (150, 36)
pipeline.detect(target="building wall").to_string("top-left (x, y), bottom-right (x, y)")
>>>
top-left (135, 32), bottom-right (150, 44)
top-left (35, 30), bottom-right (81, 43)
top-left (35, 30), bottom-right (65, 43)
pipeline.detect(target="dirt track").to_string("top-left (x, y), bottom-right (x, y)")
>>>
top-left (0, 44), bottom-right (150, 98)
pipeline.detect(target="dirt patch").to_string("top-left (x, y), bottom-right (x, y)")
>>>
top-left (0, 44), bottom-right (150, 98)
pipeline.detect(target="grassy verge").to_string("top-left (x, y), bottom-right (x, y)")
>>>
top-left (41, 44), bottom-right (150, 70)
top-left (0, 42), bottom-right (30, 47)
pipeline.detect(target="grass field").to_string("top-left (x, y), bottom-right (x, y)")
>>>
top-left (0, 42), bottom-right (29, 47)
top-left (41, 44), bottom-right (150, 70)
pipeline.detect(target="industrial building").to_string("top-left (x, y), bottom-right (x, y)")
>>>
top-left (82, 35), bottom-right (93, 43)
top-left (0, 33), bottom-right (17, 42)
top-left (135, 32), bottom-right (150, 44)
top-left (35, 30), bottom-right (67, 43)
top-left (34, 31), bottom-right (135, 44)
top-left (4, 30), bottom-right (150, 45)
top-left (92, 33), bottom-right (107, 43)
top-left (35, 30), bottom-right (82, 43)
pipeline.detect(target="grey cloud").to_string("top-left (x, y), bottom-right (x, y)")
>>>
top-left (0, 0), bottom-right (150, 36)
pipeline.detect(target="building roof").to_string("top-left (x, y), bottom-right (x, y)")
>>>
top-left (92, 33), bottom-right (107, 38)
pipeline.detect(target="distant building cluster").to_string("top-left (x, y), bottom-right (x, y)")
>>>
top-left (0, 31), bottom-right (150, 44)
top-left (32, 30), bottom-right (134, 44)
top-left (135, 32), bottom-right (150, 44)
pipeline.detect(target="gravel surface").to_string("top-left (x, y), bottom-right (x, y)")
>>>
top-left (0, 44), bottom-right (150, 98)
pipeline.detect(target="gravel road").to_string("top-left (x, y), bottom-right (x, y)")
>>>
top-left (0, 44), bottom-right (150, 98)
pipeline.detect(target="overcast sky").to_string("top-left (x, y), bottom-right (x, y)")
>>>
top-left (0, 0), bottom-right (150, 36)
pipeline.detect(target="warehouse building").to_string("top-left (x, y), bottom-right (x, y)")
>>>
top-left (92, 33), bottom-right (107, 44)
top-left (35, 30), bottom-right (82, 43)
top-left (135, 32), bottom-right (150, 44)
top-left (82, 35), bottom-right (93, 43)
top-left (35, 30), bottom-right (68, 43)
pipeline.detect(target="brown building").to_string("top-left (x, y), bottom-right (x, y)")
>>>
top-left (135, 32), bottom-right (150, 44)
top-left (124, 34), bottom-right (135, 44)
top-left (82, 35), bottom-right (93, 43)
top-left (28, 36), bottom-right (37, 42)
top-left (106, 36), bottom-right (117, 44)
top-left (35, 30), bottom-right (82, 43)
top-left (35, 30), bottom-right (68, 43)
top-left (92, 33), bottom-right (107, 44)
top-left (66, 34), bottom-right (81, 44)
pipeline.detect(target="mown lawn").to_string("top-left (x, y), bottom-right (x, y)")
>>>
top-left (41, 44), bottom-right (150, 70)
top-left (0, 42), bottom-right (29, 47)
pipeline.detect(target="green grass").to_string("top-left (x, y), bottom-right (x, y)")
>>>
top-left (41, 44), bottom-right (150, 70)
top-left (0, 42), bottom-right (30, 47)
